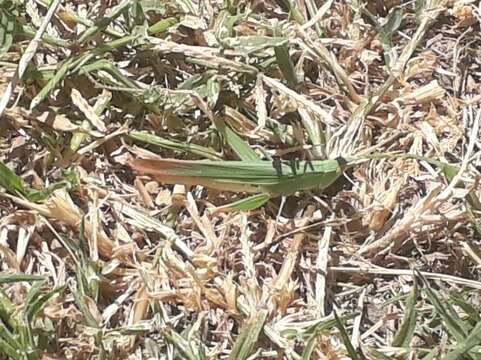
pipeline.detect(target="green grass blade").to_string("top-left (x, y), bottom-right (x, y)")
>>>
top-left (78, 59), bottom-right (138, 89)
top-left (421, 347), bottom-right (440, 360)
top-left (443, 321), bottom-right (481, 360)
top-left (129, 131), bottom-right (222, 160)
top-left (0, 274), bottom-right (45, 285)
top-left (71, 282), bottom-right (99, 328)
top-left (450, 293), bottom-right (481, 326)
top-left (305, 0), bottom-right (325, 36)
top-left (379, 6), bottom-right (404, 67)
top-left (334, 311), bottom-right (359, 360)
top-left (274, 44), bottom-right (298, 86)
top-left (0, 317), bottom-right (24, 360)
top-left (392, 282), bottom-right (418, 347)
top-left (148, 17), bottom-right (178, 34)
top-left (0, 160), bottom-right (74, 202)
top-left (0, 335), bottom-right (22, 360)
top-left (78, 0), bottom-right (132, 44)
top-left (0, 10), bottom-right (15, 54)
top-left (0, 160), bottom-right (28, 197)
top-left (221, 35), bottom-right (287, 55)
top-left (30, 58), bottom-right (74, 109)
top-left (0, 289), bottom-right (21, 331)
top-left (274, 45), bottom-right (298, 86)
top-left (92, 35), bottom-right (139, 55)
top-left (162, 328), bottom-right (206, 360)
top-left (214, 118), bottom-right (259, 161)
top-left (20, 24), bottom-right (69, 48)
top-left (416, 270), bottom-right (468, 342)
top-left (228, 309), bottom-right (268, 360)
top-left (25, 286), bottom-right (64, 322)
top-left (217, 193), bottom-right (270, 212)
top-left (301, 335), bottom-right (316, 360)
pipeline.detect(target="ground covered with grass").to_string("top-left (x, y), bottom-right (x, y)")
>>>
top-left (1, 0), bottom-right (481, 359)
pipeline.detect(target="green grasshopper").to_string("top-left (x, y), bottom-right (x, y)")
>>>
top-left (128, 153), bottom-right (453, 196)
top-left (128, 153), bottom-right (481, 227)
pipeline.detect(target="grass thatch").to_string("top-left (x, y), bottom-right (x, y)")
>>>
top-left (0, 0), bottom-right (481, 359)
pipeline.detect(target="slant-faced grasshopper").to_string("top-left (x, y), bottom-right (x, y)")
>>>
top-left (128, 153), bottom-right (452, 197)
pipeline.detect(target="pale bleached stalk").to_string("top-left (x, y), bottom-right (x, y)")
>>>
top-left (297, 27), bottom-right (361, 104)
top-left (360, 105), bottom-right (479, 256)
top-left (0, 0), bottom-right (62, 116)
top-left (315, 225), bottom-right (331, 317)
top-left (338, 0), bottom-right (447, 155)
top-left (263, 75), bottom-right (337, 126)
top-left (330, 266), bottom-right (481, 290)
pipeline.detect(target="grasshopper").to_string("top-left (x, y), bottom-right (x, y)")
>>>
top-left (127, 154), bottom-right (403, 196)
top-left (128, 151), bottom-right (477, 193)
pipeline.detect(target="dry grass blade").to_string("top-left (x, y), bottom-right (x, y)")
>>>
top-left (297, 27), bottom-right (361, 103)
top-left (331, 267), bottom-right (481, 290)
top-left (0, 0), bottom-right (62, 116)
top-left (228, 309), bottom-right (268, 360)
top-left (263, 75), bottom-right (337, 126)
top-left (149, 38), bottom-right (257, 74)
top-left (338, 0), bottom-right (448, 155)
top-left (1, 190), bottom-right (117, 258)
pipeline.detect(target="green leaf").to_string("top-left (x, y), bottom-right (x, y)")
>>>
top-left (274, 44), bottom-right (298, 86)
top-left (128, 131), bottom-right (221, 160)
top-left (450, 293), bottom-right (481, 327)
top-left (417, 270), bottom-right (468, 342)
top-left (392, 282), bottom-right (418, 347)
top-left (0, 274), bottom-right (45, 285)
top-left (334, 311), bottom-right (359, 360)
top-left (30, 58), bottom-right (74, 109)
top-left (0, 160), bottom-right (28, 197)
top-left (443, 321), bottom-right (481, 360)
top-left (78, 0), bottom-right (132, 44)
top-left (221, 36), bottom-right (288, 55)
top-left (217, 193), bottom-right (270, 212)
top-left (25, 285), bottom-right (64, 321)
top-left (379, 6), bottom-right (403, 67)
top-left (148, 17), bottom-right (178, 34)
top-left (214, 118), bottom-right (259, 161)
top-left (228, 310), bottom-right (268, 360)
top-left (0, 8), bottom-right (15, 54)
